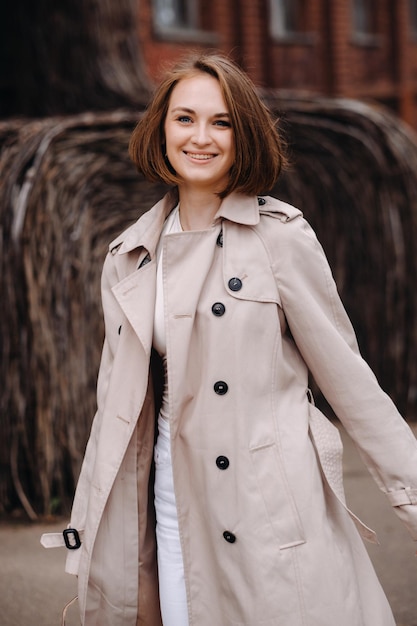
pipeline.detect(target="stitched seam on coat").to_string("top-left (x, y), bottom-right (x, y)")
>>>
top-left (116, 415), bottom-right (130, 424)
top-left (249, 223), bottom-right (281, 303)
top-left (292, 543), bottom-right (308, 625)
top-left (311, 233), bottom-right (344, 335)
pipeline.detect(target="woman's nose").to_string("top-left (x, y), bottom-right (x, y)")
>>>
top-left (192, 123), bottom-right (211, 145)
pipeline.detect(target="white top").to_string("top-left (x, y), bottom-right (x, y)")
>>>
top-left (153, 205), bottom-right (182, 420)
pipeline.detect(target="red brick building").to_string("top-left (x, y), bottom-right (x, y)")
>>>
top-left (137, 0), bottom-right (417, 129)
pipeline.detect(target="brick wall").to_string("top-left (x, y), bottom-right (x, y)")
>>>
top-left (137, 0), bottom-right (417, 129)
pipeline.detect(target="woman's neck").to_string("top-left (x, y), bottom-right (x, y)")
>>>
top-left (177, 188), bottom-right (222, 231)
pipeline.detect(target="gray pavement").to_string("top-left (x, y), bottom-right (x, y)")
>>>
top-left (0, 423), bottom-right (416, 625)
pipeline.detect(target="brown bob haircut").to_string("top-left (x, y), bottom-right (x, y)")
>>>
top-left (129, 52), bottom-right (287, 198)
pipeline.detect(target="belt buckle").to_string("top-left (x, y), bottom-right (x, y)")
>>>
top-left (63, 528), bottom-right (81, 550)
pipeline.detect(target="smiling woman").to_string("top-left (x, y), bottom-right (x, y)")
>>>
top-left (129, 53), bottom-right (286, 202)
top-left (163, 73), bottom-right (235, 229)
top-left (44, 52), bottom-right (417, 626)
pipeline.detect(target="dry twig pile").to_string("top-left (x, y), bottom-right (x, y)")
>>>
top-left (271, 96), bottom-right (417, 419)
top-left (1, 97), bottom-right (417, 517)
top-left (0, 111), bottom-right (166, 517)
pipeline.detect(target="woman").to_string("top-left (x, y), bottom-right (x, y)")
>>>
top-left (42, 53), bottom-right (417, 625)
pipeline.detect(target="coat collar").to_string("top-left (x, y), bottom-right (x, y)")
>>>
top-left (110, 188), bottom-right (179, 256)
top-left (215, 193), bottom-right (261, 225)
top-left (109, 188), bottom-right (301, 257)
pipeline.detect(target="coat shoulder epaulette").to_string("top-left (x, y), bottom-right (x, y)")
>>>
top-left (257, 196), bottom-right (302, 223)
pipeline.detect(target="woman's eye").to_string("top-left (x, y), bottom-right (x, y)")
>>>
top-left (177, 116), bottom-right (192, 123)
top-left (214, 119), bottom-right (231, 128)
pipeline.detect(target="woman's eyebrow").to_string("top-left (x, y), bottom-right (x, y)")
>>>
top-left (170, 106), bottom-right (230, 118)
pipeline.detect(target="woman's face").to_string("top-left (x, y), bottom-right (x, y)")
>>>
top-left (164, 73), bottom-right (235, 194)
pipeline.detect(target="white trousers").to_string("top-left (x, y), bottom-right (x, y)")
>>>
top-left (154, 416), bottom-right (190, 626)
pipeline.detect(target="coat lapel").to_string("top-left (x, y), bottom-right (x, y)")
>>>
top-left (112, 261), bottom-right (157, 358)
top-left (110, 189), bottom-right (178, 355)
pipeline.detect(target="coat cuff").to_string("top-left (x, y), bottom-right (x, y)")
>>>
top-left (40, 525), bottom-right (84, 574)
top-left (65, 548), bottom-right (82, 575)
top-left (385, 487), bottom-right (417, 506)
top-left (385, 488), bottom-right (417, 540)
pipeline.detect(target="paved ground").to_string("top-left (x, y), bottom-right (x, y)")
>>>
top-left (0, 423), bottom-right (416, 625)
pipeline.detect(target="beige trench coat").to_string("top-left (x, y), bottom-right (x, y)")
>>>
top-left (43, 190), bottom-right (417, 625)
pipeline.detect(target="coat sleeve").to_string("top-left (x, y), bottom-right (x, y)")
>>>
top-left (271, 214), bottom-right (417, 540)
top-left (65, 252), bottom-right (121, 574)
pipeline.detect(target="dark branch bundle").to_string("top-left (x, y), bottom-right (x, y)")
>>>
top-left (2, 99), bottom-right (417, 517)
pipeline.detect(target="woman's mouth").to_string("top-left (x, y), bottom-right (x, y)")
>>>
top-left (185, 152), bottom-right (216, 160)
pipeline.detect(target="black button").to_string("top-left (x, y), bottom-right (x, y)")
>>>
top-left (258, 197), bottom-right (266, 206)
top-left (223, 531), bottom-right (236, 543)
top-left (214, 381), bottom-right (228, 395)
top-left (216, 455), bottom-right (230, 470)
top-left (212, 302), bottom-right (226, 316)
top-left (216, 231), bottom-right (223, 247)
top-left (228, 277), bottom-right (242, 292)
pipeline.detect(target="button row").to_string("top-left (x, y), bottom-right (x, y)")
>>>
top-left (211, 265), bottom-right (236, 544)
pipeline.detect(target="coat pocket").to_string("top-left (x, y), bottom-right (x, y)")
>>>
top-left (249, 441), bottom-right (306, 549)
top-left (308, 402), bottom-right (378, 544)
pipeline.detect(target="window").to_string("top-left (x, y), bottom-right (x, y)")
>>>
top-left (269, 0), bottom-right (307, 39)
top-left (410, 0), bottom-right (417, 39)
top-left (153, 0), bottom-right (198, 31)
top-left (152, 0), bottom-right (217, 42)
top-left (352, 0), bottom-right (376, 36)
